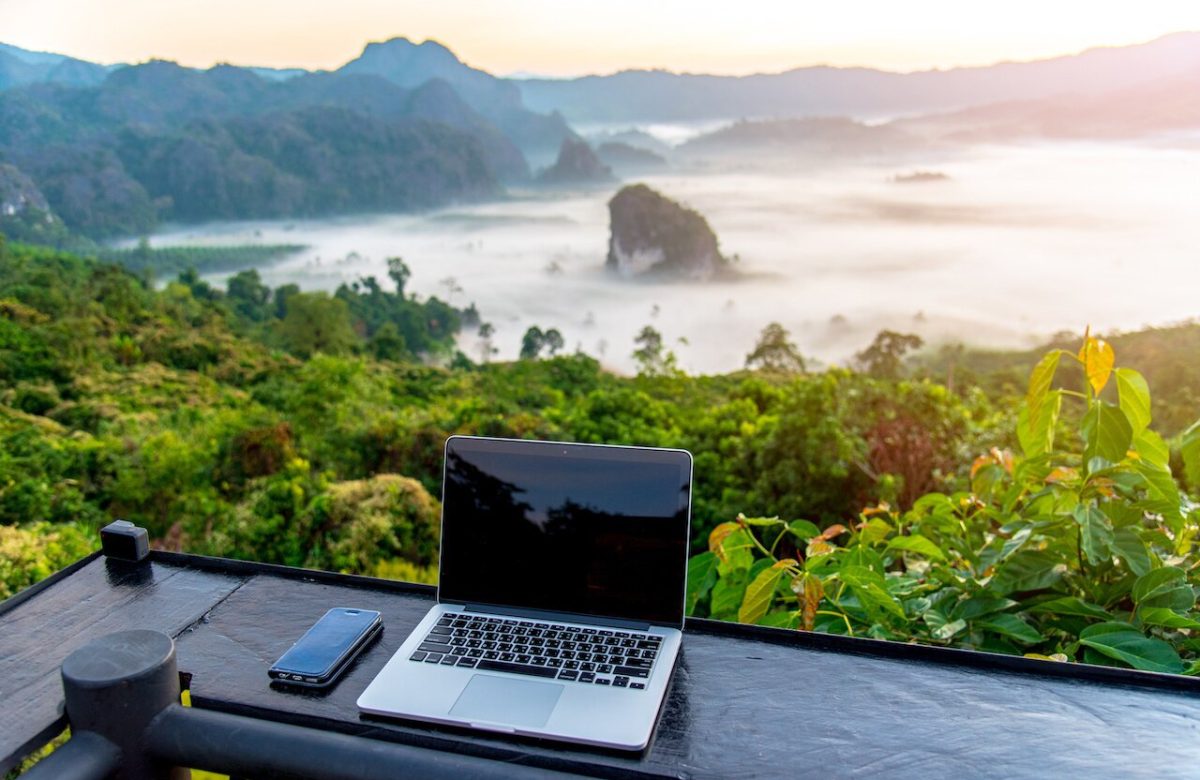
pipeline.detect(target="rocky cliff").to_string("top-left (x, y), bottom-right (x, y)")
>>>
top-left (538, 138), bottom-right (613, 184)
top-left (605, 184), bottom-right (727, 280)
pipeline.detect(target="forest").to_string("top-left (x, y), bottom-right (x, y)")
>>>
top-left (1, 236), bottom-right (1199, 675)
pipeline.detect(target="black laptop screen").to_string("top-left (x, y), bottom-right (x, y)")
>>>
top-left (437, 437), bottom-right (692, 627)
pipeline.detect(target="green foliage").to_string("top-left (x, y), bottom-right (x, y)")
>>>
top-left (689, 335), bottom-right (1200, 673)
top-left (745, 322), bottom-right (805, 373)
top-left (855, 330), bottom-right (924, 379)
top-left (276, 292), bottom-right (357, 358)
top-left (0, 522), bottom-right (97, 599)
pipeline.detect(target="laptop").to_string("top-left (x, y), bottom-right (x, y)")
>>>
top-left (358, 435), bottom-right (693, 750)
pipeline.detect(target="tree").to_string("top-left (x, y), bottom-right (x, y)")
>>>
top-left (543, 328), bottom-right (564, 357)
top-left (745, 322), bottom-right (805, 373)
top-left (226, 269), bottom-right (271, 322)
top-left (856, 330), bottom-right (924, 379)
top-left (273, 283), bottom-right (300, 319)
top-left (520, 326), bottom-right (566, 360)
top-left (369, 320), bottom-right (407, 361)
top-left (277, 292), bottom-right (356, 358)
top-left (387, 257), bottom-right (411, 298)
top-left (632, 325), bottom-right (678, 376)
top-left (520, 326), bottom-right (545, 360)
top-left (477, 322), bottom-right (497, 363)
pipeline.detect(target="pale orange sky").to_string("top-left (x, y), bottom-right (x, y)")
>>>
top-left (2, 0), bottom-right (1199, 76)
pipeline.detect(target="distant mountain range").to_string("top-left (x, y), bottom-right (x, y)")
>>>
top-left (1, 33), bottom-right (1198, 240)
top-left (516, 32), bottom-right (1200, 123)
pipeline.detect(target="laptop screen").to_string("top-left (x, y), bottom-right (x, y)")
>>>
top-left (438, 436), bottom-right (692, 627)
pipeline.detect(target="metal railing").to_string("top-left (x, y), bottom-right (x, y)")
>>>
top-left (22, 629), bottom-right (575, 780)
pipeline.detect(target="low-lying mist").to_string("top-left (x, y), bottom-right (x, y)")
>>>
top-left (150, 141), bottom-right (1200, 374)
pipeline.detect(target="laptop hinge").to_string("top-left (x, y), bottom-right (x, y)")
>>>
top-left (456, 603), bottom-right (652, 631)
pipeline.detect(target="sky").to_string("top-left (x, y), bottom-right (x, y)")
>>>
top-left (1, 0), bottom-right (1199, 76)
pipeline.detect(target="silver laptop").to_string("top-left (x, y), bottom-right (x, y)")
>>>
top-left (358, 435), bottom-right (693, 750)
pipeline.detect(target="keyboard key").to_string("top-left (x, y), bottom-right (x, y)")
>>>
top-left (419, 642), bottom-right (452, 654)
top-left (630, 682), bottom-right (646, 690)
top-left (613, 677), bottom-right (629, 688)
top-left (500, 652), bottom-right (515, 662)
top-left (457, 657), bottom-right (478, 668)
top-left (484, 650), bottom-right (499, 660)
top-left (558, 669), bottom-right (579, 681)
top-left (436, 617), bottom-right (453, 627)
top-left (411, 651), bottom-right (428, 662)
top-left (564, 660), bottom-right (580, 670)
top-left (595, 678), bottom-right (611, 685)
top-left (472, 659), bottom-right (558, 678)
top-left (614, 665), bottom-right (650, 678)
top-left (440, 656), bottom-right (457, 665)
top-left (599, 664), bottom-right (613, 674)
top-left (579, 672), bottom-right (596, 682)
top-left (624, 658), bottom-right (652, 668)
top-left (581, 662), bottom-right (596, 672)
top-left (429, 626), bottom-right (452, 636)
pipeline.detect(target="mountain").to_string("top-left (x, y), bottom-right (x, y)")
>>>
top-left (678, 117), bottom-right (928, 162)
top-left (0, 42), bottom-right (109, 89)
top-left (894, 69), bottom-right (1200, 143)
top-left (0, 62), bottom-right (511, 236)
top-left (339, 37), bottom-right (576, 160)
top-left (515, 32), bottom-right (1200, 124)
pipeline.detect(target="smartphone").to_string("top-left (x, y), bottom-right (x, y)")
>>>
top-left (268, 607), bottom-right (383, 688)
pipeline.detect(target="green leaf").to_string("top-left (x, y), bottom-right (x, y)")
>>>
top-left (1114, 368), bottom-right (1152, 434)
top-left (740, 515), bottom-right (785, 527)
top-left (951, 596), bottom-right (1018, 621)
top-left (710, 572), bottom-right (749, 620)
top-left (1133, 429), bottom-right (1170, 469)
top-left (1112, 527), bottom-right (1151, 577)
top-left (685, 551), bottom-right (719, 616)
top-left (839, 565), bottom-right (906, 622)
top-left (922, 610), bottom-right (966, 640)
top-left (1073, 503), bottom-right (1114, 566)
top-left (1027, 597), bottom-right (1112, 620)
top-left (1132, 567), bottom-right (1195, 611)
top-left (1182, 420), bottom-right (1200, 489)
top-left (859, 517), bottom-right (892, 544)
top-left (1081, 400), bottom-right (1133, 468)
top-left (1138, 607), bottom-right (1200, 631)
top-left (990, 550), bottom-right (1063, 595)
top-left (786, 519), bottom-right (820, 542)
top-left (1132, 459), bottom-right (1183, 531)
top-left (738, 560), bottom-right (792, 624)
top-left (1078, 621), bottom-right (1184, 673)
top-left (886, 534), bottom-right (946, 561)
top-left (757, 611), bottom-right (798, 629)
top-left (716, 529), bottom-right (755, 575)
top-left (1026, 349), bottom-right (1063, 425)
top-left (1018, 390), bottom-right (1061, 458)
top-left (975, 612), bottom-right (1043, 644)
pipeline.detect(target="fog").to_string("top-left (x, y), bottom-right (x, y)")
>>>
top-left (149, 142), bottom-right (1200, 375)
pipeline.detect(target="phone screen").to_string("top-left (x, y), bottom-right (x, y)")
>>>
top-left (272, 608), bottom-right (381, 678)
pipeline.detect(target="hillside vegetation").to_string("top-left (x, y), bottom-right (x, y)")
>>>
top-left (1, 237), bottom-right (1198, 677)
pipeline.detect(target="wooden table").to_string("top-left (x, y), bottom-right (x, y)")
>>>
top-left (5, 549), bottom-right (1200, 778)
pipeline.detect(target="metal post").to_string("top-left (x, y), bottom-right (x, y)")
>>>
top-left (59, 629), bottom-right (189, 780)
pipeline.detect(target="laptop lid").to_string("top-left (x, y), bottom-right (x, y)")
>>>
top-left (437, 436), bottom-right (693, 628)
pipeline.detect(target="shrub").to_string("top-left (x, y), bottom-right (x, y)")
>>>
top-left (689, 334), bottom-right (1200, 673)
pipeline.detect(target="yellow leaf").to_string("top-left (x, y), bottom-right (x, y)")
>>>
top-left (708, 521), bottom-right (741, 561)
top-left (806, 539), bottom-right (835, 558)
top-left (1078, 334), bottom-right (1115, 395)
top-left (801, 573), bottom-right (820, 628)
top-left (1045, 466), bottom-right (1078, 484)
top-left (820, 524), bottom-right (848, 541)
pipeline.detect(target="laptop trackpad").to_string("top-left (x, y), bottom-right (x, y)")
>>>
top-left (449, 674), bottom-right (564, 728)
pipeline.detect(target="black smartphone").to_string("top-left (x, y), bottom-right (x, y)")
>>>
top-left (268, 607), bottom-right (383, 688)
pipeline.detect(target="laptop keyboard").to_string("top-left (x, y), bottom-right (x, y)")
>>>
top-left (409, 612), bottom-right (662, 690)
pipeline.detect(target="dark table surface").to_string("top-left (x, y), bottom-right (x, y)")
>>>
top-left (5, 550), bottom-right (1200, 778)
